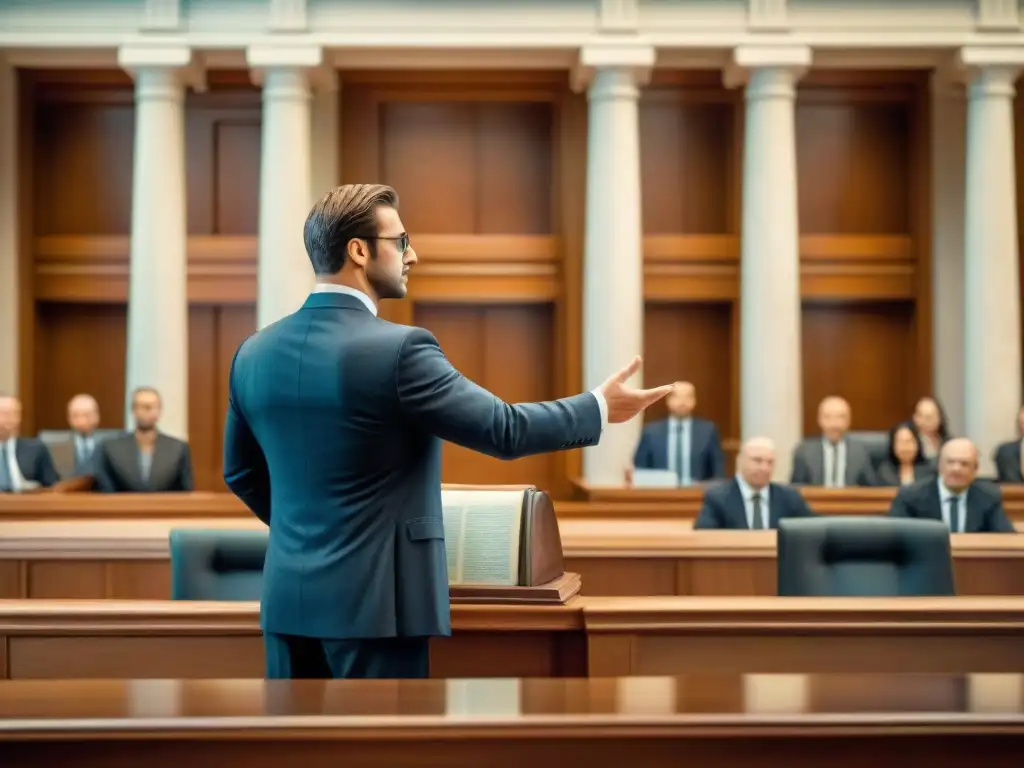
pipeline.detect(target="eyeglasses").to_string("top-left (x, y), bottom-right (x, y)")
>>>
top-left (355, 234), bottom-right (410, 253)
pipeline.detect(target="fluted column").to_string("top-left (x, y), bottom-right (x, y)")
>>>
top-left (730, 46), bottom-right (811, 481)
top-left (247, 45), bottom-right (322, 329)
top-left (0, 57), bottom-right (18, 396)
top-left (118, 46), bottom-right (192, 438)
top-left (961, 48), bottom-right (1024, 473)
top-left (578, 43), bottom-right (654, 485)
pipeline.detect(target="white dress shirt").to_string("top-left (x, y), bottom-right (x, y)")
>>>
top-left (666, 417), bottom-right (692, 486)
top-left (311, 283), bottom-right (608, 431)
top-left (937, 479), bottom-right (968, 534)
top-left (1, 437), bottom-right (27, 492)
top-left (822, 438), bottom-right (847, 488)
top-left (735, 474), bottom-right (770, 530)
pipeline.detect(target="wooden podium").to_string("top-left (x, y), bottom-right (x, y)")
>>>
top-left (445, 485), bottom-right (581, 606)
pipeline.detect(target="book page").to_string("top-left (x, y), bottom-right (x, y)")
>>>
top-left (441, 489), bottom-right (525, 586)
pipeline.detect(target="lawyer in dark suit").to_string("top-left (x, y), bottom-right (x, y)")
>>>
top-left (888, 438), bottom-right (1015, 533)
top-left (993, 405), bottom-right (1024, 483)
top-left (874, 421), bottom-right (935, 487)
top-left (0, 394), bottom-right (59, 492)
top-left (94, 387), bottom-right (194, 493)
top-left (695, 436), bottom-right (815, 529)
top-left (223, 184), bottom-right (673, 681)
top-left (632, 381), bottom-right (725, 484)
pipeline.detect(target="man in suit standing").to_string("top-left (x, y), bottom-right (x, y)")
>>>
top-left (695, 437), bottom-right (815, 529)
top-left (94, 387), bottom-right (194, 493)
top-left (223, 184), bottom-right (672, 680)
top-left (791, 396), bottom-right (876, 487)
top-left (889, 438), bottom-right (1015, 533)
top-left (0, 393), bottom-right (59, 492)
top-left (631, 381), bottom-right (725, 484)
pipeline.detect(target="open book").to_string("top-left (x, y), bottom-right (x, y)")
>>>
top-left (442, 488), bottom-right (525, 586)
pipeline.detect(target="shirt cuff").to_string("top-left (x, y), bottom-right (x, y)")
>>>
top-left (590, 389), bottom-right (609, 433)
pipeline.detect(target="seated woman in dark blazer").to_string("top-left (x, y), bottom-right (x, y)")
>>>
top-left (875, 421), bottom-right (935, 486)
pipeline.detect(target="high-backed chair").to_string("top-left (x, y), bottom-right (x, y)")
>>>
top-left (847, 430), bottom-right (890, 471)
top-left (169, 529), bottom-right (268, 601)
top-left (777, 516), bottom-right (955, 597)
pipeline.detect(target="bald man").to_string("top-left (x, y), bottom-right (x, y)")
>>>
top-left (694, 437), bottom-right (814, 530)
top-left (632, 382), bottom-right (725, 485)
top-left (791, 396), bottom-right (876, 487)
top-left (888, 438), bottom-right (1015, 533)
top-left (0, 394), bottom-right (59, 492)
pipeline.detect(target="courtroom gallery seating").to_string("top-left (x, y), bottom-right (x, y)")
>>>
top-left (169, 529), bottom-right (268, 600)
top-left (776, 516), bottom-right (956, 597)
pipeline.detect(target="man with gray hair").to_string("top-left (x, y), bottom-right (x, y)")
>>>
top-left (888, 437), bottom-right (1015, 533)
top-left (695, 437), bottom-right (815, 530)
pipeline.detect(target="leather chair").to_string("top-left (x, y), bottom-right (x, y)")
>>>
top-left (777, 516), bottom-right (956, 597)
top-left (169, 529), bottom-right (268, 600)
top-left (847, 430), bottom-right (890, 471)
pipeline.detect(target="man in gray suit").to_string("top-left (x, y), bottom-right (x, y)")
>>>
top-left (791, 396), bottom-right (876, 487)
top-left (223, 184), bottom-right (673, 680)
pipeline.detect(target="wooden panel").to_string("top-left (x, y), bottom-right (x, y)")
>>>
top-left (414, 304), bottom-right (557, 491)
top-left (801, 301), bottom-right (916, 432)
top-left (642, 302), bottom-right (735, 438)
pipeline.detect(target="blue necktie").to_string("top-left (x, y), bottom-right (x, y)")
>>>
top-left (0, 443), bottom-right (12, 492)
top-left (948, 496), bottom-right (960, 533)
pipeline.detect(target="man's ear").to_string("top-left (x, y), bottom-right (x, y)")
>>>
top-left (347, 237), bottom-right (369, 267)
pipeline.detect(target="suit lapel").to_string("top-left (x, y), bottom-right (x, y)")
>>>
top-left (689, 420), bottom-right (709, 475)
top-left (810, 441), bottom-right (826, 484)
top-left (14, 440), bottom-right (32, 477)
top-left (923, 482), bottom-right (945, 523)
top-left (768, 484), bottom-right (784, 529)
top-left (654, 420), bottom-right (670, 468)
top-left (965, 487), bottom-right (988, 533)
top-left (111, 438), bottom-right (145, 490)
top-left (727, 481), bottom-right (752, 529)
top-left (148, 435), bottom-right (177, 491)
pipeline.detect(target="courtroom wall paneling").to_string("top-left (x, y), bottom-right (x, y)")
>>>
top-left (1016, 84), bottom-right (1024, 388)
top-left (795, 72), bottom-right (930, 434)
top-left (340, 71), bottom-right (571, 496)
top-left (22, 71), bottom-right (261, 488)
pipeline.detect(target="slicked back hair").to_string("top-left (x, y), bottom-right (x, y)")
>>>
top-left (303, 184), bottom-right (400, 276)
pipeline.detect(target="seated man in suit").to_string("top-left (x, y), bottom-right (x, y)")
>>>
top-left (0, 393), bottom-right (59, 492)
top-left (993, 404), bottom-right (1024, 483)
top-left (791, 396), bottom-right (876, 487)
top-left (94, 386), bottom-right (194, 493)
top-left (47, 394), bottom-right (105, 479)
top-left (632, 381), bottom-right (725, 485)
top-left (694, 436), bottom-right (815, 529)
top-left (888, 437), bottom-right (1015, 533)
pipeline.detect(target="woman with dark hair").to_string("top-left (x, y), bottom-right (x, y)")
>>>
top-left (875, 420), bottom-right (934, 486)
top-left (912, 396), bottom-right (951, 463)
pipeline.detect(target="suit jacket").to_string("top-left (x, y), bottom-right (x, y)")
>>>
top-left (790, 437), bottom-right (877, 487)
top-left (993, 440), bottom-right (1024, 483)
top-left (633, 417), bottom-right (725, 481)
top-left (47, 431), bottom-right (112, 479)
top-left (94, 433), bottom-right (194, 493)
top-left (2, 438), bottom-right (59, 490)
top-left (887, 478), bottom-right (1015, 533)
top-left (694, 478), bottom-right (815, 530)
top-left (223, 291), bottom-right (604, 641)
top-left (873, 460), bottom-right (935, 487)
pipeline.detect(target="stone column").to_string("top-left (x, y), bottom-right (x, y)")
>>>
top-left (118, 46), bottom-right (193, 438)
top-left (309, 70), bottom-right (339, 205)
top-left (930, 74), bottom-right (967, 435)
top-left (730, 45), bottom-right (811, 481)
top-left (961, 47), bottom-right (1024, 474)
top-left (577, 43), bottom-right (655, 486)
top-left (247, 45), bottom-right (322, 329)
top-left (0, 58), bottom-right (18, 396)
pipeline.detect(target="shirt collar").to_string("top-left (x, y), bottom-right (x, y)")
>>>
top-left (735, 474), bottom-right (768, 500)
top-left (312, 283), bottom-right (377, 316)
top-left (938, 479), bottom-right (966, 501)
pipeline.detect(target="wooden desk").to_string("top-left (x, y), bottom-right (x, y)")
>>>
top-left (1, 519), bottom-right (1022, 599)
top-left (2, 597), bottom-right (1023, 680)
top-left (2, 676), bottom-right (1021, 766)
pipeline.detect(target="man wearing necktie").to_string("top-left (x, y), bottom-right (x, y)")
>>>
top-left (0, 394), bottom-right (60, 492)
top-left (790, 396), bottom-right (876, 487)
top-left (68, 394), bottom-right (101, 475)
top-left (694, 437), bottom-right (815, 530)
top-left (888, 438), bottom-right (1015, 533)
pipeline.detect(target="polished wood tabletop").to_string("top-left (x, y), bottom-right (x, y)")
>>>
top-left (1, 674), bottom-right (1022, 736)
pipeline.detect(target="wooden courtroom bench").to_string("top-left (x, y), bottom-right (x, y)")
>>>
top-left (3, 486), bottom-right (1024, 523)
top-left (1, 676), bottom-right (1021, 766)
top-left (1, 518), bottom-right (1022, 599)
top-left (1, 597), bottom-right (1022, 680)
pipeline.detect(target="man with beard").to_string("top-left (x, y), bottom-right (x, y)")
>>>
top-left (93, 386), bottom-right (194, 492)
top-left (224, 183), bottom-right (672, 680)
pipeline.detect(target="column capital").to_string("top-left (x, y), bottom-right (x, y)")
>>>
top-left (723, 45), bottom-right (811, 90)
top-left (246, 44), bottom-right (333, 89)
top-left (117, 44), bottom-right (204, 94)
top-left (570, 39), bottom-right (655, 93)
top-left (958, 46), bottom-right (1024, 98)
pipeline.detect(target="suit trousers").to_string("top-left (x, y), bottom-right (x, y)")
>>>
top-left (264, 632), bottom-right (431, 679)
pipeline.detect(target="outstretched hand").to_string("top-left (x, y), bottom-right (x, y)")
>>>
top-left (598, 356), bottom-right (674, 424)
